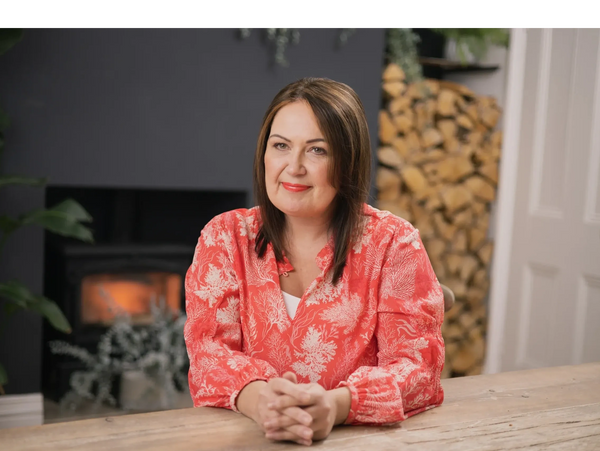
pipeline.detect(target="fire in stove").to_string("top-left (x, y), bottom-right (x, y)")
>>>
top-left (80, 272), bottom-right (182, 326)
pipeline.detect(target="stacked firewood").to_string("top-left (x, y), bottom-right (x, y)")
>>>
top-left (376, 63), bottom-right (502, 377)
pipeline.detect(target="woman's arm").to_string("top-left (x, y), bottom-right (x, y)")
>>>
top-left (186, 216), bottom-right (319, 446)
top-left (337, 225), bottom-right (445, 425)
top-left (329, 387), bottom-right (352, 425)
top-left (184, 215), bottom-right (279, 411)
top-left (236, 380), bottom-right (267, 421)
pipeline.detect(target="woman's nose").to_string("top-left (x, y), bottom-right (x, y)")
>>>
top-left (286, 151), bottom-right (306, 176)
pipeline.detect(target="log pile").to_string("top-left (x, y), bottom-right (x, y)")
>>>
top-left (376, 63), bottom-right (502, 378)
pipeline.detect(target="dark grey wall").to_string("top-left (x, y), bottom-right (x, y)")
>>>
top-left (0, 28), bottom-right (385, 394)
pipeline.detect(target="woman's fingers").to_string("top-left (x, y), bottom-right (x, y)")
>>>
top-left (281, 371), bottom-right (298, 384)
top-left (260, 377), bottom-right (331, 445)
top-left (269, 378), bottom-right (311, 404)
top-left (283, 406), bottom-right (313, 426)
top-left (269, 385), bottom-right (325, 410)
top-left (295, 392), bottom-right (336, 441)
top-left (265, 426), bottom-right (313, 446)
top-left (264, 406), bottom-right (312, 430)
top-left (268, 393), bottom-right (306, 411)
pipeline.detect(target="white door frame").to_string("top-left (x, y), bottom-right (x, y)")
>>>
top-left (484, 28), bottom-right (528, 374)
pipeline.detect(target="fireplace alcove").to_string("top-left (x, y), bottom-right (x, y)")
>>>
top-left (42, 186), bottom-right (246, 401)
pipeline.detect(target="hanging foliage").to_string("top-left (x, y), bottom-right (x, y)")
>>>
top-left (386, 28), bottom-right (423, 84)
top-left (431, 29), bottom-right (510, 64)
top-left (239, 29), bottom-right (356, 67)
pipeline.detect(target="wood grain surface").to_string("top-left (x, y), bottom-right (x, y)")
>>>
top-left (2, 362), bottom-right (599, 450)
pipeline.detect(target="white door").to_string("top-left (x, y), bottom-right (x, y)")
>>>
top-left (486, 28), bottom-right (600, 373)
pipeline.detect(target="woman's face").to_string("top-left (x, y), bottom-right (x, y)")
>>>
top-left (264, 101), bottom-right (337, 221)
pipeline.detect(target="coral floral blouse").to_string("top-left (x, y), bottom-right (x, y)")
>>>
top-left (184, 204), bottom-right (445, 425)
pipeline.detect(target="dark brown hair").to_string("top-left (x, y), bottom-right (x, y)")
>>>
top-left (253, 78), bottom-right (371, 284)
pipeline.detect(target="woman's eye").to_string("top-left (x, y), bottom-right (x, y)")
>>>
top-left (310, 147), bottom-right (327, 155)
top-left (274, 142), bottom-right (288, 150)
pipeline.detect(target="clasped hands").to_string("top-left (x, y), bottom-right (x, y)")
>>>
top-left (238, 371), bottom-right (351, 446)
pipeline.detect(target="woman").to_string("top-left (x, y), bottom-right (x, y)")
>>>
top-left (184, 78), bottom-right (445, 446)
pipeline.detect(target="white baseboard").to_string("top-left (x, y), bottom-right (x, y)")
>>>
top-left (0, 393), bottom-right (43, 429)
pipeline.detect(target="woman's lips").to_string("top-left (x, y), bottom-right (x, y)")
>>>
top-left (282, 182), bottom-right (311, 192)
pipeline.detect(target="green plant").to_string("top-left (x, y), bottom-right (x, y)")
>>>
top-left (0, 29), bottom-right (94, 394)
top-left (387, 28), bottom-right (423, 84)
top-left (431, 28), bottom-right (510, 64)
top-left (239, 29), bottom-right (356, 67)
top-left (50, 293), bottom-right (188, 411)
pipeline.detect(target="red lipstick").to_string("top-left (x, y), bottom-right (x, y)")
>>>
top-left (282, 182), bottom-right (310, 192)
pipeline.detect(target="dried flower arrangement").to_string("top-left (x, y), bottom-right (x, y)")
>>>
top-left (49, 288), bottom-right (188, 411)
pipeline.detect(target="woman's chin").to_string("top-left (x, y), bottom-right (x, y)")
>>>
top-left (278, 207), bottom-right (309, 217)
top-left (283, 209), bottom-right (330, 221)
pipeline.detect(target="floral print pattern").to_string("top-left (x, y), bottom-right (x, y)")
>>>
top-left (184, 204), bottom-right (445, 425)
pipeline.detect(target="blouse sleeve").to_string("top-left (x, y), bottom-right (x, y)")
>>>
top-left (184, 215), bottom-right (279, 411)
top-left (337, 223), bottom-right (445, 425)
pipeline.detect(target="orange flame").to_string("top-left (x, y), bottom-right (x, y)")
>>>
top-left (80, 272), bottom-right (182, 326)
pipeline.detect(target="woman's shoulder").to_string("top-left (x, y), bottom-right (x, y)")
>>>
top-left (362, 203), bottom-right (417, 237)
top-left (359, 204), bottom-right (422, 260)
top-left (204, 207), bottom-right (260, 239)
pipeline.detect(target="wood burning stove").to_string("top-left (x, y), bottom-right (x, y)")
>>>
top-left (42, 243), bottom-right (193, 401)
top-left (41, 185), bottom-right (247, 401)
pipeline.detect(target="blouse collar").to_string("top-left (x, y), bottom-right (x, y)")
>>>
top-left (274, 234), bottom-right (334, 276)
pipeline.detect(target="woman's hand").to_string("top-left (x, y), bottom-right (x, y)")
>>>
top-left (265, 383), bottom-right (351, 442)
top-left (237, 372), bottom-right (314, 446)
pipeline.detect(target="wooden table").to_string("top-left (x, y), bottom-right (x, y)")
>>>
top-left (2, 363), bottom-right (599, 450)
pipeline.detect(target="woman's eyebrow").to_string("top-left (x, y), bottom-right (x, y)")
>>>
top-left (269, 134), bottom-right (326, 144)
top-left (269, 134), bottom-right (290, 142)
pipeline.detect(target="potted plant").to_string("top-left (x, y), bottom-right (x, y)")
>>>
top-left (0, 29), bottom-right (94, 395)
top-left (49, 293), bottom-right (189, 412)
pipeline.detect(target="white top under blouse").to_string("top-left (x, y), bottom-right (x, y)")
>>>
top-left (281, 291), bottom-right (301, 319)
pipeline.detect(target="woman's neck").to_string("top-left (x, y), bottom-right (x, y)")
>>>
top-left (284, 214), bottom-right (331, 250)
